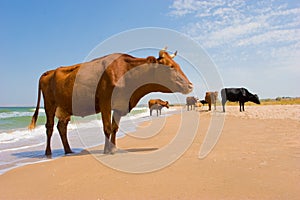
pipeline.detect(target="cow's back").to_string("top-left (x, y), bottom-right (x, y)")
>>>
top-left (148, 99), bottom-right (163, 108)
top-left (41, 54), bottom-right (118, 116)
top-left (221, 88), bottom-right (244, 102)
top-left (186, 96), bottom-right (196, 105)
top-left (53, 65), bottom-right (80, 109)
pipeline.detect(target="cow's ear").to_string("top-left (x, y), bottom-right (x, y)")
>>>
top-left (146, 56), bottom-right (157, 63)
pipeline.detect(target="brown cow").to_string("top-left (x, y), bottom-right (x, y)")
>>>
top-left (205, 91), bottom-right (218, 111)
top-left (148, 99), bottom-right (169, 116)
top-left (186, 96), bottom-right (198, 111)
top-left (29, 48), bottom-right (193, 155)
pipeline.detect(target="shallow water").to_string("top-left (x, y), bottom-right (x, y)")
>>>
top-left (0, 106), bottom-right (178, 174)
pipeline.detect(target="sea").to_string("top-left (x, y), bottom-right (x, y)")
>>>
top-left (0, 106), bottom-right (179, 174)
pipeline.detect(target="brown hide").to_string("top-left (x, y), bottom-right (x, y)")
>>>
top-left (205, 91), bottom-right (218, 111)
top-left (186, 96), bottom-right (198, 111)
top-left (148, 99), bottom-right (169, 116)
top-left (29, 49), bottom-right (193, 155)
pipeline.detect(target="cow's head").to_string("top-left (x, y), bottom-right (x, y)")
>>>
top-left (156, 47), bottom-right (193, 94)
top-left (250, 94), bottom-right (260, 104)
top-left (165, 101), bottom-right (170, 109)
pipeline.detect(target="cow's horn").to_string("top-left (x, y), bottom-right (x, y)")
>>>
top-left (170, 50), bottom-right (177, 58)
top-left (162, 46), bottom-right (167, 51)
top-left (159, 46), bottom-right (168, 58)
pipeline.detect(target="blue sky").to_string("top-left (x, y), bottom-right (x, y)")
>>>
top-left (0, 0), bottom-right (299, 106)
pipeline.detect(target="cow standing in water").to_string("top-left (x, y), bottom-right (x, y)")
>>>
top-left (29, 48), bottom-right (193, 155)
top-left (148, 99), bottom-right (169, 116)
top-left (221, 88), bottom-right (260, 112)
top-left (186, 96), bottom-right (198, 111)
top-left (205, 91), bottom-right (218, 111)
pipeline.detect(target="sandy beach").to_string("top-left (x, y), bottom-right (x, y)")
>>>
top-left (0, 105), bottom-right (299, 199)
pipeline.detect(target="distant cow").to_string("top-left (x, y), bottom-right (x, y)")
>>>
top-left (221, 88), bottom-right (260, 112)
top-left (205, 91), bottom-right (218, 111)
top-left (186, 96), bottom-right (198, 111)
top-left (199, 100), bottom-right (208, 105)
top-left (148, 99), bottom-right (169, 116)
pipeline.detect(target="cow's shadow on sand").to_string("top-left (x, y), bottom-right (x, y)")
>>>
top-left (12, 147), bottom-right (159, 159)
top-left (12, 148), bottom-right (84, 159)
top-left (81, 147), bottom-right (159, 156)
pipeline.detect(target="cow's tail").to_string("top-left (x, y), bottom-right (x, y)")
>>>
top-left (28, 82), bottom-right (42, 130)
top-left (221, 88), bottom-right (226, 100)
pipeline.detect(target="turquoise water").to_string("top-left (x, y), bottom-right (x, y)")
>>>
top-left (0, 107), bottom-right (149, 132)
top-left (0, 107), bottom-right (46, 131)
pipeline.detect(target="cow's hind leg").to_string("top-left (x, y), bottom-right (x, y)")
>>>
top-left (222, 99), bottom-right (226, 112)
top-left (45, 105), bottom-right (56, 157)
top-left (56, 108), bottom-right (73, 154)
top-left (57, 119), bottom-right (73, 154)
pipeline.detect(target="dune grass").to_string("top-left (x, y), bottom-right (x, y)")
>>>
top-left (220, 97), bottom-right (300, 106)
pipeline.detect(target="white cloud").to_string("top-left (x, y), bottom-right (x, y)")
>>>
top-left (170, 0), bottom-right (300, 47)
top-left (237, 29), bottom-right (300, 46)
top-left (169, 0), bottom-right (226, 17)
top-left (168, 0), bottom-right (300, 97)
top-left (169, 0), bottom-right (300, 62)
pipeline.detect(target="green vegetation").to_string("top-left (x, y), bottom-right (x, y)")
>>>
top-left (260, 97), bottom-right (300, 105)
top-left (220, 97), bottom-right (300, 106)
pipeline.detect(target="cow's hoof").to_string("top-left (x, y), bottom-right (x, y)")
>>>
top-left (110, 146), bottom-right (118, 154)
top-left (104, 148), bottom-right (110, 154)
top-left (103, 147), bottom-right (118, 155)
top-left (45, 150), bottom-right (52, 158)
top-left (65, 150), bottom-right (74, 155)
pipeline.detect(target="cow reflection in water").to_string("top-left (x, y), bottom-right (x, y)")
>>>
top-left (29, 47), bottom-right (193, 155)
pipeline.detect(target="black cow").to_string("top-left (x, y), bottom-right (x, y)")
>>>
top-left (221, 88), bottom-right (260, 112)
top-left (199, 100), bottom-right (208, 105)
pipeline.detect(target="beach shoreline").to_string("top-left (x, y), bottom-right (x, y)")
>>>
top-left (0, 106), bottom-right (174, 175)
top-left (0, 105), bottom-right (299, 199)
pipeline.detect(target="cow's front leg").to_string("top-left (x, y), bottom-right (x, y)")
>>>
top-left (110, 111), bottom-right (121, 154)
top-left (239, 102), bottom-right (242, 112)
top-left (239, 101), bottom-right (245, 112)
top-left (102, 110), bottom-right (114, 154)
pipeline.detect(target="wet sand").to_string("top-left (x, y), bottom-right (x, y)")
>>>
top-left (0, 105), bottom-right (299, 199)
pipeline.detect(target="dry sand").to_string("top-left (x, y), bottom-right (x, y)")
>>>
top-left (0, 105), bottom-right (299, 199)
